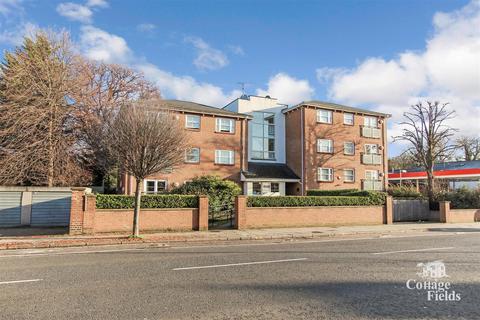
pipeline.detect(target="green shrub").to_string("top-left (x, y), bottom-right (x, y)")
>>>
top-left (170, 175), bottom-right (241, 214)
top-left (434, 187), bottom-right (480, 209)
top-left (306, 189), bottom-right (359, 196)
top-left (387, 185), bottom-right (424, 199)
top-left (96, 194), bottom-right (198, 209)
top-left (247, 194), bottom-right (386, 207)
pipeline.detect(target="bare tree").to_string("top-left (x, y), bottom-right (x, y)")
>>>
top-left (388, 152), bottom-right (419, 171)
top-left (71, 59), bottom-right (159, 184)
top-left (455, 136), bottom-right (480, 161)
top-left (0, 30), bottom-right (89, 186)
top-left (108, 99), bottom-right (188, 236)
top-left (394, 101), bottom-right (457, 201)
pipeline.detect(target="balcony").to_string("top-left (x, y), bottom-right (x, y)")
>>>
top-left (362, 180), bottom-right (384, 191)
top-left (361, 126), bottom-right (381, 138)
top-left (361, 153), bottom-right (382, 165)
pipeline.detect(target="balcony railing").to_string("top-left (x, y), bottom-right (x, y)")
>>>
top-left (362, 180), bottom-right (384, 191)
top-left (361, 126), bottom-right (381, 138)
top-left (361, 153), bottom-right (382, 165)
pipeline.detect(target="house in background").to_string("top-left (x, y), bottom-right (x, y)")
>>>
top-left (119, 96), bottom-right (390, 196)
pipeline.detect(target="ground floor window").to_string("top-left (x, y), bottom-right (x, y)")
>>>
top-left (249, 182), bottom-right (283, 196)
top-left (144, 180), bottom-right (167, 194)
top-left (344, 169), bottom-right (355, 182)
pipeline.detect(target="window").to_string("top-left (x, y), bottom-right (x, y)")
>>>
top-left (344, 169), bottom-right (355, 182)
top-left (317, 139), bottom-right (333, 153)
top-left (215, 118), bottom-right (235, 133)
top-left (344, 142), bottom-right (355, 155)
top-left (344, 113), bottom-right (354, 125)
top-left (253, 182), bottom-right (262, 195)
top-left (365, 170), bottom-right (379, 180)
top-left (251, 112), bottom-right (275, 160)
top-left (364, 116), bottom-right (378, 128)
top-left (144, 180), bottom-right (167, 194)
top-left (215, 150), bottom-right (234, 165)
top-left (318, 168), bottom-right (334, 182)
top-left (271, 182), bottom-right (280, 193)
top-left (185, 148), bottom-right (200, 163)
top-left (185, 115), bottom-right (200, 129)
top-left (317, 109), bottom-right (333, 124)
top-left (364, 144), bottom-right (379, 154)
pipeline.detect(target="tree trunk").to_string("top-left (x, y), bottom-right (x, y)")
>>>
top-left (133, 178), bottom-right (142, 236)
top-left (426, 170), bottom-right (435, 203)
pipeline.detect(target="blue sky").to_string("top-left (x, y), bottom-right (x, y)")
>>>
top-left (1, 0), bottom-right (479, 156)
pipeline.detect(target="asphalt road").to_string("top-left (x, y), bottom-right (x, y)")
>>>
top-left (0, 232), bottom-right (479, 320)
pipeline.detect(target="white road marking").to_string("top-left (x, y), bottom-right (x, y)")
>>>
top-left (372, 247), bottom-right (455, 255)
top-left (173, 258), bottom-right (308, 271)
top-left (0, 279), bottom-right (43, 285)
top-left (0, 247), bottom-right (149, 258)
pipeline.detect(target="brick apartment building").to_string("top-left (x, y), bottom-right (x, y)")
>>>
top-left (120, 96), bottom-right (390, 196)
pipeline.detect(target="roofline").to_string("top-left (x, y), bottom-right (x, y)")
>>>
top-left (222, 95), bottom-right (287, 110)
top-left (282, 101), bottom-right (392, 118)
top-left (162, 100), bottom-right (252, 119)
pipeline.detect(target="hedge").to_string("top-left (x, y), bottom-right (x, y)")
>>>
top-left (247, 195), bottom-right (386, 207)
top-left (96, 194), bottom-right (199, 209)
top-left (306, 189), bottom-right (358, 196)
top-left (387, 185), bottom-right (424, 199)
top-left (434, 188), bottom-right (480, 209)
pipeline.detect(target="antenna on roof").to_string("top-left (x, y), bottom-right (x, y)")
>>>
top-left (237, 82), bottom-right (247, 96)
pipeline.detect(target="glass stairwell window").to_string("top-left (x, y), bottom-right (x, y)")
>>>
top-left (251, 112), bottom-right (275, 160)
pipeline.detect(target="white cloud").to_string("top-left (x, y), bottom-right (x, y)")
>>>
top-left (228, 45), bottom-right (244, 56)
top-left (0, 0), bottom-right (22, 16)
top-left (0, 21), bottom-right (37, 45)
top-left (56, 2), bottom-right (92, 23)
top-left (184, 36), bottom-right (229, 71)
top-left (80, 25), bottom-right (131, 63)
top-left (257, 73), bottom-right (314, 105)
top-left (137, 23), bottom-right (156, 33)
top-left (318, 0), bottom-right (480, 150)
top-left (86, 0), bottom-right (108, 8)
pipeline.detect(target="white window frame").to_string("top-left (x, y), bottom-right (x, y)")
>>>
top-left (344, 113), bottom-right (354, 125)
top-left (215, 150), bottom-right (234, 165)
top-left (185, 147), bottom-right (200, 163)
top-left (271, 182), bottom-right (280, 193)
top-left (364, 144), bottom-right (379, 154)
top-left (317, 167), bottom-right (334, 182)
top-left (317, 139), bottom-right (333, 153)
top-left (344, 169), bottom-right (355, 182)
top-left (344, 141), bottom-right (355, 155)
top-left (185, 114), bottom-right (200, 129)
top-left (144, 179), bottom-right (167, 194)
top-left (317, 109), bottom-right (333, 124)
top-left (365, 170), bottom-right (379, 181)
top-left (215, 118), bottom-right (235, 133)
top-left (364, 116), bottom-right (378, 128)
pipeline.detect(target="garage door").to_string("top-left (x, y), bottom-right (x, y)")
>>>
top-left (0, 192), bottom-right (22, 227)
top-left (31, 192), bottom-right (71, 227)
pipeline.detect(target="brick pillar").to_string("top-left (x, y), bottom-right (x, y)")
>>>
top-left (235, 195), bottom-right (247, 230)
top-left (198, 196), bottom-right (209, 231)
top-left (439, 201), bottom-right (451, 223)
top-left (385, 195), bottom-right (393, 224)
top-left (69, 188), bottom-right (86, 235)
top-left (82, 194), bottom-right (96, 234)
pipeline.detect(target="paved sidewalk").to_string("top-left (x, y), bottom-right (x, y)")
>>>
top-left (1, 222), bottom-right (479, 250)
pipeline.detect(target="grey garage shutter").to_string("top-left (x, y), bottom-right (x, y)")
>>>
top-left (0, 192), bottom-right (22, 227)
top-left (31, 192), bottom-right (71, 227)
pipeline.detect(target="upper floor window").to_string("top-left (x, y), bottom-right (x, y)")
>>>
top-left (364, 116), bottom-right (378, 128)
top-left (317, 109), bottom-right (333, 124)
top-left (344, 169), bottom-right (355, 182)
top-left (215, 118), bottom-right (235, 133)
top-left (144, 180), bottom-right (167, 194)
top-left (365, 170), bottom-right (379, 180)
top-left (344, 141), bottom-right (355, 155)
top-left (344, 113), bottom-right (354, 125)
top-left (364, 144), bottom-right (379, 154)
top-left (215, 150), bottom-right (234, 165)
top-left (318, 167), bottom-right (334, 182)
top-left (185, 114), bottom-right (200, 129)
top-left (251, 112), bottom-right (275, 160)
top-left (185, 148), bottom-right (200, 163)
top-left (317, 139), bottom-right (333, 153)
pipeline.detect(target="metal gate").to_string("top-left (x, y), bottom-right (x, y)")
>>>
top-left (31, 192), bottom-right (71, 227)
top-left (393, 199), bottom-right (431, 222)
top-left (209, 203), bottom-right (235, 229)
top-left (0, 192), bottom-right (22, 227)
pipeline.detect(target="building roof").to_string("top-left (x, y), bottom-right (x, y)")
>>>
top-left (242, 162), bottom-right (300, 181)
top-left (160, 99), bottom-right (251, 118)
top-left (388, 160), bottom-right (480, 180)
top-left (283, 100), bottom-right (391, 118)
